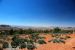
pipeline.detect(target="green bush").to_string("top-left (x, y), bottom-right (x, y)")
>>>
top-left (38, 39), bottom-right (46, 44)
top-left (53, 27), bottom-right (61, 33)
top-left (38, 36), bottom-right (45, 39)
top-left (24, 39), bottom-right (29, 42)
top-left (59, 39), bottom-right (65, 43)
top-left (27, 39), bottom-right (34, 44)
top-left (19, 43), bottom-right (26, 49)
top-left (3, 42), bottom-right (9, 48)
top-left (11, 42), bottom-right (17, 48)
top-left (48, 38), bottom-right (65, 44)
top-left (27, 43), bottom-right (35, 50)
top-left (52, 39), bottom-right (60, 43)
top-left (12, 36), bottom-right (25, 46)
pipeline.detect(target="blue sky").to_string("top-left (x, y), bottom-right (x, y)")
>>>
top-left (0, 0), bottom-right (75, 27)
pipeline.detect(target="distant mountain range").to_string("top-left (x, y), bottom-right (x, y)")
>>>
top-left (0, 24), bottom-right (75, 31)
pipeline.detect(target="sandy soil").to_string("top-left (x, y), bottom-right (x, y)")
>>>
top-left (35, 34), bottom-right (75, 50)
top-left (34, 34), bottom-right (75, 50)
top-left (4, 33), bottom-right (75, 50)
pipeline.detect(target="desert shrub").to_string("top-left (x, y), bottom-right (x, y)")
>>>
top-left (53, 27), bottom-right (61, 33)
top-left (25, 28), bottom-right (34, 34)
top-left (30, 33), bottom-right (40, 42)
top-left (12, 35), bottom-right (17, 41)
top-left (51, 34), bottom-right (60, 38)
top-left (19, 29), bottom-right (24, 34)
top-left (38, 39), bottom-right (46, 44)
top-left (27, 39), bottom-right (34, 44)
top-left (48, 38), bottom-right (65, 44)
top-left (38, 36), bottom-right (45, 39)
top-left (24, 39), bottom-right (29, 42)
top-left (11, 41), bottom-right (17, 48)
top-left (9, 29), bottom-right (14, 35)
top-left (27, 43), bottom-right (35, 50)
top-left (19, 43), bottom-right (26, 49)
top-left (11, 38), bottom-right (27, 48)
top-left (31, 33), bottom-right (39, 38)
top-left (52, 39), bottom-right (60, 43)
top-left (43, 30), bottom-right (50, 33)
top-left (3, 42), bottom-right (9, 48)
top-left (12, 36), bottom-right (25, 46)
top-left (59, 39), bottom-right (65, 43)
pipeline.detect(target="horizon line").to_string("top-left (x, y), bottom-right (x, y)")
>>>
top-left (0, 24), bottom-right (75, 28)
